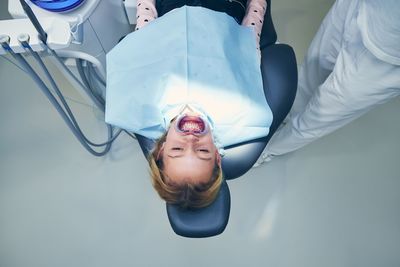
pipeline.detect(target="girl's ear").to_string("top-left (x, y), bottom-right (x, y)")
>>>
top-left (157, 142), bottom-right (165, 160)
top-left (215, 151), bottom-right (222, 167)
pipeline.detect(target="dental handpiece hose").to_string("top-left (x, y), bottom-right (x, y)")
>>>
top-left (19, 0), bottom-right (47, 44)
top-left (2, 41), bottom-right (110, 156)
top-left (18, 35), bottom-right (112, 146)
top-left (18, 0), bottom-right (105, 111)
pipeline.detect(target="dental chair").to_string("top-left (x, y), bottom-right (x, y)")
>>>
top-left (136, 0), bottom-right (298, 238)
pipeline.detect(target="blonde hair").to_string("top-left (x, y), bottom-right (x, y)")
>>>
top-left (148, 132), bottom-right (223, 209)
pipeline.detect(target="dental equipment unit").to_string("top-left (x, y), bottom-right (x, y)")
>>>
top-left (0, 0), bottom-right (137, 155)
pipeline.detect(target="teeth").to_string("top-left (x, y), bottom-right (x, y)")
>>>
top-left (182, 121), bottom-right (201, 132)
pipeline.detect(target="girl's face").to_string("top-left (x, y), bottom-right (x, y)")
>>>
top-left (159, 114), bottom-right (221, 185)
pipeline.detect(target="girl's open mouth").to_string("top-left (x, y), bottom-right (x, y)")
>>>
top-left (176, 115), bottom-right (207, 134)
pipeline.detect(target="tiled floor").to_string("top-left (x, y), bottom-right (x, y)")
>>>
top-left (1, 1), bottom-right (400, 267)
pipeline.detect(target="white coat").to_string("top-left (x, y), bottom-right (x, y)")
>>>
top-left (263, 0), bottom-right (400, 157)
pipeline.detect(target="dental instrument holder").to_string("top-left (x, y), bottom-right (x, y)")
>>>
top-left (4, 0), bottom-right (132, 99)
top-left (19, 0), bottom-right (47, 44)
top-left (136, 0), bottom-right (298, 238)
top-left (0, 18), bottom-right (71, 55)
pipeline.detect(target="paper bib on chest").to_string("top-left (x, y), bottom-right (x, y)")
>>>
top-left (105, 6), bottom-right (273, 147)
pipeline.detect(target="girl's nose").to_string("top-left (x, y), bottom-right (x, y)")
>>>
top-left (185, 134), bottom-right (199, 142)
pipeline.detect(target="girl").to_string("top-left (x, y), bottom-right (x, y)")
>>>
top-left (106, 0), bottom-right (271, 208)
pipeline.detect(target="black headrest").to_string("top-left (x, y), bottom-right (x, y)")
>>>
top-left (166, 180), bottom-right (231, 238)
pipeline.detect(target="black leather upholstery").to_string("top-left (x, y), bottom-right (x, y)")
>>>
top-left (260, 0), bottom-right (277, 48)
top-left (167, 180), bottom-right (231, 238)
top-left (222, 44), bottom-right (297, 180)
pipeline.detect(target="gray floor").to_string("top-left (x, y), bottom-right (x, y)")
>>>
top-left (1, 1), bottom-right (400, 267)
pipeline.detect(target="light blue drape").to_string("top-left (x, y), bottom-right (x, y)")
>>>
top-left (106, 6), bottom-right (273, 147)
